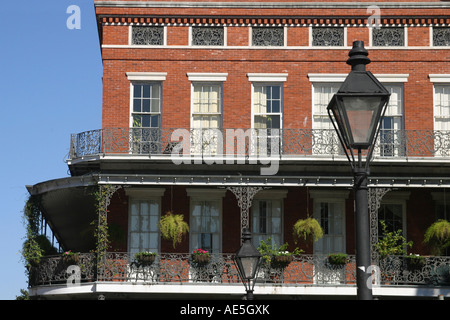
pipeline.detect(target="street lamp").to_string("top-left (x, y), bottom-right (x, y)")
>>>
top-left (234, 228), bottom-right (262, 300)
top-left (327, 41), bottom-right (390, 300)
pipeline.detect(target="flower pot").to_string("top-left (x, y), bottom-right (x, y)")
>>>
top-left (192, 254), bottom-right (210, 265)
top-left (138, 255), bottom-right (156, 266)
top-left (271, 255), bottom-right (293, 268)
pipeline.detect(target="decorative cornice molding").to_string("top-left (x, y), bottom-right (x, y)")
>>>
top-left (98, 15), bottom-right (450, 27)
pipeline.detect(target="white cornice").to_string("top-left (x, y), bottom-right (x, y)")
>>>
top-left (94, 1), bottom-right (450, 9)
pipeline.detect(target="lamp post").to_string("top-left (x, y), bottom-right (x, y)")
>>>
top-left (234, 228), bottom-right (262, 300)
top-left (327, 41), bottom-right (390, 300)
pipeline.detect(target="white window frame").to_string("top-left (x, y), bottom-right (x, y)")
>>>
top-left (248, 73), bottom-right (287, 129)
top-left (430, 74), bottom-right (450, 132)
top-left (187, 188), bottom-right (226, 253)
top-left (125, 188), bottom-right (165, 255)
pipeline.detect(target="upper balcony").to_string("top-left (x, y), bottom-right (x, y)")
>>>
top-left (68, 128), bottom-right (450, 173)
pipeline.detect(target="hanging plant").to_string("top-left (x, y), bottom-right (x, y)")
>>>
top-left (159, 212), bottom-right (189, 248)
top-left (293, 217), bottom-right (324, 245)
top-left (424, 219), bottom-right (450, 256)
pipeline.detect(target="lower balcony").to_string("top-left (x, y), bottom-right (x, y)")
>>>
top-left (28, 252), bottom-right (450, 300)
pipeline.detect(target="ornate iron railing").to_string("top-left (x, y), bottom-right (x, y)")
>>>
top-left (29, 253), bottom-right (450, 288)
top-left (69, 128), bottom-right (450, 160)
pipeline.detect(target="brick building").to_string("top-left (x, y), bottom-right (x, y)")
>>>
top-left (26, 0), bottom-right (450, 299)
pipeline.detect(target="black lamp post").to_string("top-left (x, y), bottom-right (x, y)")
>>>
top-left (327, 41), bottom-right (390, 300)
top-left (234, 228), bottom-right (262, 300)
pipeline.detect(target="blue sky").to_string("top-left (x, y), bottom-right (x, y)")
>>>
top-left (0, 0), bottom-right (102, 299)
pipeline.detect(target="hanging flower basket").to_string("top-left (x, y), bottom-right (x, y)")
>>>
top-left (271, 254), bottom-right (293, 268)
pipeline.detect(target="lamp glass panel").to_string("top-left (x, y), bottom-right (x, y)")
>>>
top-left (239, 256), bottom-right (260, 279)
top-left (341, 96), bottom-right (383, 146)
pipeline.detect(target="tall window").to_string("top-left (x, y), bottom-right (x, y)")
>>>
top-left (378, 85), bottom-right (404, 156)
top-left (188, 189), bottom-right (225, 253)
top-left (312, 83), bottom-right (341, 155)
top-left (378, 203), bottom-right (404, 235)
top-left (191, 83), bottom-right (223, 155)
top-left (310, 190), bottom-right (348, 255)
top-left (131, 82), bottom-right (162, 153)
top-left (434, 85), bottom-right (450, 131)
top-left (251, 200), bottom-right (282, 247)
top-left (314, 201), bottom-right (345, 254)
top-left (127, 188), bottom-right (164, 256)
top-left (248, 74), bottom-right (287, 156)
top-left (192, 83), bottom-right (222, 129)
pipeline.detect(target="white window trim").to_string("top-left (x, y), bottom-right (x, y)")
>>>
top-left (308, 73), bottom-right (409, 83)
top-left (248, 73), bottom-right (288, 130)
top-left (187, 73), bottom-right (228, 82)
top-left (128, 77), bottom-right (165, 129)
top-left (126, 72), bottom-right (167, 81)
top-left (429, 74), bottom-right (450, 83)
top-left (188, 74), bottom-right (227, 129)
top-left (429, 75), bottom-right (450, 132)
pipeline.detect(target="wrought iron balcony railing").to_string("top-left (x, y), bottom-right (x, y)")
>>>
top-left (69, 128), bottom-right (450, 161)
top-left (29, 253), bottom-right (450, 288)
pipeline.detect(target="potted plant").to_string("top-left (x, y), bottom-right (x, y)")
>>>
top-left (423, 219), bottom-right (450, 256)
top-left (191, 249), bottom-right (210, 265)
top-left (292, 217), bottom-right (324, 246)
top-left (62, 250), bottom-right (79, 265)
top-left (404, 253), bottom-right (425, 271)
top-left (257, 237), bottom-right (301, 269)
top-left (159, 211), bottom-right (189, 249)
top-left (375, 220), bottom-right (412, 259)
top-left (135, 251), bottom-right (157, 266)
top-left (327, 253), bottom-right (348, 266)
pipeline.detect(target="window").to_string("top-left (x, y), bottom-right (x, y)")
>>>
top-left (188, 189), bottom-right (225, 253)
top-left (252, 200), bottom-right (282, 247)
top-left (188, 73), bottom-right (227, 155)
top-left (192, 83), bottom-right (222, 129)
top-left (378, 85), bottom-right (404, 156)
top-left (433, 27), bottom-right (450, 47)
top-left (127, 72), bottom-right (167, 154)
top-left (126, 188), bottom-right (165, 255)
top-left (192, 27), bottom-right (224, 46)
top-left (312, 27), bottom-right (344, 46)
top-left (372, 27), bottom-right (405, 47)
top-left (312, 83), bottom-right (340, 130)
top-left (312, 83), bottom-right (341, 155)
top-left (131, 83), bottom-right (162, 153)
top-left (252, 27), bottom-right (284, 46)
top-left (378, 203), bottom-right (404, 235)
top-left (314, 201), bottom-right (345, 254)
top-left (434, 85), bottom-right (450, 130)
top-left (248, 74), bottom-right (287, 155)
top-left (132, 26), bottom-right (164, 45)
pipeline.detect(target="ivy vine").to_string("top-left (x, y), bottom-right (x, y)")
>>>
top-left (21, 195), bottom-right (44, 270)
